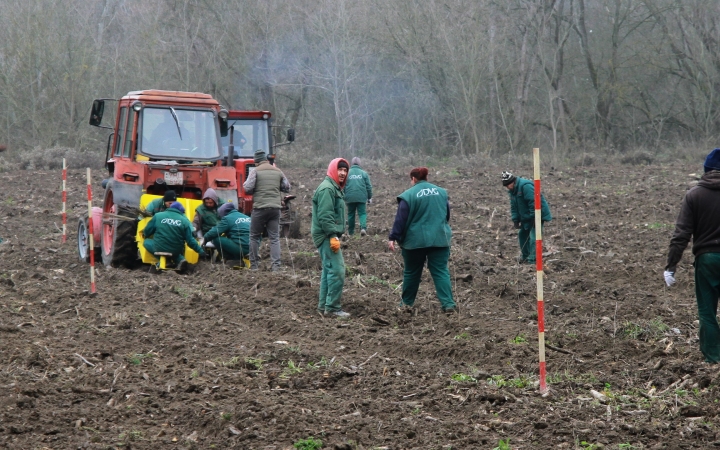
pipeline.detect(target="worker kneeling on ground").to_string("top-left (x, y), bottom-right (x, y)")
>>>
top-left (142, 202), bottom-right (206, 272)
top-left (193, 188), bottom-right (223, 242)
top-left (202, 202), bottom-right (250, 263)
top-left (141, 190), bottom-right (176, 217)
top-left (388, 167), bottom-right (457, 314)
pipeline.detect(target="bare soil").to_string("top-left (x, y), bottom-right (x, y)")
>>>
top-left (0, 163), bottom-right (717, 449)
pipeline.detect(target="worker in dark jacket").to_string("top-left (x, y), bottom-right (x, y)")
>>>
top-left (192, 188), bottom-right (223, 240)
top-left (665, 148), bottom-right (720, 364)
top-left (388, 167), bottom-right (456, 314)
top-left (312, 158), bottom-right (350, 317)
top-left (203, 202), bottom-right (251, 261)
top-left (142, 202), bottom-right (205, 272)
top-left (503, 171), bottom-right (552, 264)
top-left (344, 157), bottom-right (373, 236)
top-left (141, 190), bottom-right (176, 217)
top-left (243, 150), bottom-right (291, 272)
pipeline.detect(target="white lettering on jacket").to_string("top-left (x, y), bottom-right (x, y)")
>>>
top-left (160, 218), bottom-right (182, 226)
top-left (416, 188), bottom-right (439, 198)
top-left (235, 217), bottom-right (251, 224)
top-left (348, 174), bottom-right (363, 180)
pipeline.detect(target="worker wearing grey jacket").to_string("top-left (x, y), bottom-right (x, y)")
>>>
top-left (243, 150), bottom-right (291, 271)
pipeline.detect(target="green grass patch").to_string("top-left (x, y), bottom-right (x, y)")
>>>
top-left (451, 373), bottom-right (477, 383)
top-left (622, 317), bottom-right (670, 340)
top-left (127, 353), bottom-right (152, 365)
top-left (294, 437), bottom-right (323, 450)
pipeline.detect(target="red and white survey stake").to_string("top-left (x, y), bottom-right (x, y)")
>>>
top-left (86, 168), bottom-right (96, 294)
top-left (533, 147), bottom-right (547, 394)
top-left (61, 158), bottom-right (67, 243)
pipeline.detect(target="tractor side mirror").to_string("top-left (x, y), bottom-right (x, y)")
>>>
top-left (286, 128), bottom-right (295, 143)
top-left (89, 100), bottom-right (105, 127)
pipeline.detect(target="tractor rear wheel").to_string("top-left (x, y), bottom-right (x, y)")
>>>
top-left (281, 216), bottom-right (301, 239)
top-left (100, 186), bottom-right (138, 267)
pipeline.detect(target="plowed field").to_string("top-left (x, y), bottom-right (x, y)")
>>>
top-left (0, 163), bottom-right (716, 449)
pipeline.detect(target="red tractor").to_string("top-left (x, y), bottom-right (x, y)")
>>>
top-left (222, 110), bottom-right (299, 238)
top-left (77, 90), bottom-right (295, 267)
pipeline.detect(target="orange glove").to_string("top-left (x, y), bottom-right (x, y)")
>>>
top-left (329, 237), bottom-right (341, 253)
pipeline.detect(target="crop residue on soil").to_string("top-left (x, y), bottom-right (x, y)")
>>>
top-left (0, 163), bottom-right (717, 449)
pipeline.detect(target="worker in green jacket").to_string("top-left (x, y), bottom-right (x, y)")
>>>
top-left (388, 167), bottom-right (456, 314)
top-left (202, 202), bottom-right (251, 262)
top-left (141, 190), bottom-right (176, 217)
top-left (192, 188), bottom-right (223, 240)
top-left (344, 157), bottom-right (373, 236)
top-left (312, 158), bottom-right (350, 317)
top-left (142, 202), bottom-right (205, 272)
top-left (502, 171), bottom-right (552, 264)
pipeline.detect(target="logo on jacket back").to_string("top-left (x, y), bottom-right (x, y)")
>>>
top-left (348, 175), bottom-right (363, 180)
top-left (416, 188), bottom-right (439, 198)
top-left (161, 218), bottom-right (182, 226)
top-left (235, 217), bottom-right (251, 224)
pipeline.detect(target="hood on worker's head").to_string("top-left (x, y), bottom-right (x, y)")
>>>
top-left (202, 188), bottom-right (219, 206)
top-left (699, 170), bottom-right (720, 190)
top-left (326, 158), bottom-right (350, 188)
top-left (169, 202), bottom-right (185, 214)
top-left (217, 202), bottom-right (236, 219)
top-left (351, 157), bottom-right (361, 166)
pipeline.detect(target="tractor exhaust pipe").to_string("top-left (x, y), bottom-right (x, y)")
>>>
top-left (226, 125), bottom-right (234, 167)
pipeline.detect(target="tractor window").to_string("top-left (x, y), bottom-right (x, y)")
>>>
top-left (122, 110), bottom-right (135, 157)
top-left (114, 107), bottom-right (128, 157)
top-left (139, 107), bottom-right (221, 161)
top-left (220, 119), bottom-right (270, 159)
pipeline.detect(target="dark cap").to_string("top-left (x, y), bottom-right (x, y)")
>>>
top-left (338, 160), bottom-right (349, 170)
top-left (163, 190), bottom-right (177, 202)
top-left (254, 150), bottom-right (267, 163)
top-left (501, 171), bottom-right (516, 186)
top-left (704, 148), bottom-right (720, 173)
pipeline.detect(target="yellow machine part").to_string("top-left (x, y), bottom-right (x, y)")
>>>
top-left (136, 194), bottom-right (203, 265)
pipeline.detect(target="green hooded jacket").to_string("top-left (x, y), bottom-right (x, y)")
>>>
top-left (203, 210), bottom-right (251, 253)
top-left (142, 208), bottom-right (204, 256)
top-left (311, 158), bottom-right (348, 247)
top-left (143, 198), bottom-right (167, 216)
top-left (193, 188), bottom-right (224, 236)
top-left (509, 177), bottom-right (552, 229)
top-left (397, 181), bottom-right (452, 249)
top-left (344, 165), bottom-right (373, 203)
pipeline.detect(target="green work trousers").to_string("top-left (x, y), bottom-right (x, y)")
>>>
top-left (518, 225), bottom-right (540, 263)
top-left (211, 237), bottom-right (248, 261)
top-left (401, 246), bottom-right (455, 310)
top-left (143, 239), bottom-right (185, 264)
top-left (347, 202), bottom-right (367, 235)
top-left (694, 253), bottom-right (720, 363)
top-left (317, 239), bottom-right (346, 313)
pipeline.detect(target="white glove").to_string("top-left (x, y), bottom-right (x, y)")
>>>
top-left (368, 198), bottom-right (373, 205)
top-left (664, 270), bottom-right (676, 287)
top-left (205, 241), bottom-right (215, 248)
top-left (198, 238), bottom-right (205, 246)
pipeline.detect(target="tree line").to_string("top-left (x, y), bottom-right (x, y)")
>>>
top-left (0, 0), bottom-right (718, 160)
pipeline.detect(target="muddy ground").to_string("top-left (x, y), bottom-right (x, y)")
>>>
top-left (0, 161), bottom-right (717, 449)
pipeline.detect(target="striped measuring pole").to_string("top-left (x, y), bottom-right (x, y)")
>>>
top-left (86, 168), bottom-right (96, 294)
top-left (62, 159), bottom-right (67, 243)
top-left (533, 147), bottom-right (547, 394)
